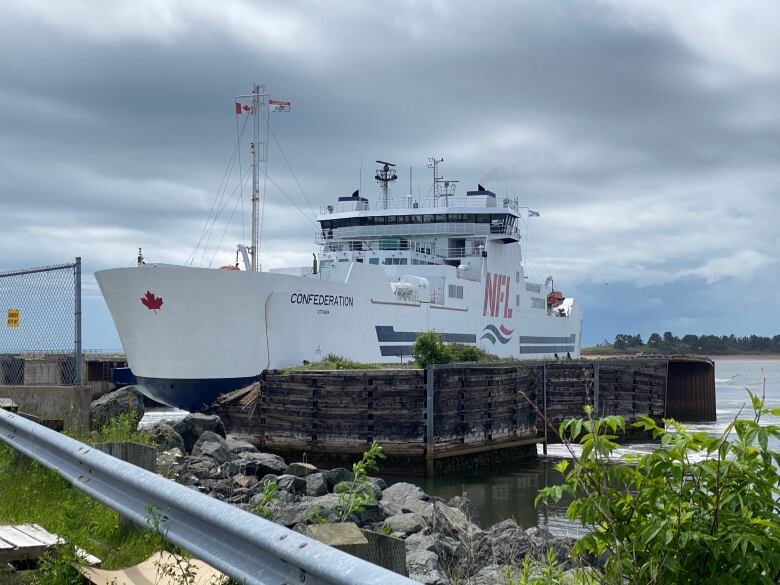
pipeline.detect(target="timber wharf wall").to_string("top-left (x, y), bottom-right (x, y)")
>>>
top-left (214, 357), bottom-right (714, 476)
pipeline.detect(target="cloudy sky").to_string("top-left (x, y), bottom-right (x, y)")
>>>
top-left (1, 0), bottom-right (778, 349)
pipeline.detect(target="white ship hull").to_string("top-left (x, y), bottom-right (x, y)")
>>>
top-left (96, 259), bottom-right (582, 410)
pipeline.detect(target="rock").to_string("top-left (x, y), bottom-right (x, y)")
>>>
top-left (384, 512), bottom-right (427, 536)
top-left (171, 414), bottom-right (226, 452)
top-left (90, 386), bottom-right (145, 430)
top-left (524, 526), bottom-right (573, 563)
top-left (472, 519), bottom-right (533, 568)
top-left (381, 482), bottom-right (433, 516)
top-left (185, 456), bottom-right (223, 480)
top-left (199, 479), bottom-right (232, 498)
top-left (226, 437), bottom-right (258, 455)
top-left (447, 495), bottom-right (480, 524)
top-left (365, 476), bottom-right (386, 498)
top-left (148, 423), bottom-right (185, 452)
top-left (405, 534), bottom-right (446, 585)
top-left (322, 467), bottom-right (354, 491)
top-left (277, 474), bottom-right (306, 494)
top-left (227, 452), bottom-right (287, 477)
top-left (233, 474), bottom-right (259, 489)
top-left (431, 534), bottom-right (465, 572)
top-left (271, 494), bottom-right (342, 527)
top-left (305, 473), bottom-right (328, 497)
top-left (191, 431), bottom-right (232, 465)
top-left (258, 473), bottom-right (279, 486)
top-left (285, 462), bottom-right (318, 477)
top-left (433, 501), bottom-right (483, 544)
top-left (474, 564), bottom-right (511, 585)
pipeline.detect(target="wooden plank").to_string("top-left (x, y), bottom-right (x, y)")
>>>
top-left (0, 526), bottom-right (43, 549)
top-left (13, 524), bottom-right (58, 546)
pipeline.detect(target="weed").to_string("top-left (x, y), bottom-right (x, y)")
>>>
top-left (335, 442), bottom-right (386, 521)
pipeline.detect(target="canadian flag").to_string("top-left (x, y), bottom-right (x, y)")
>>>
top-left (235, 102), bottom-right (253, 115)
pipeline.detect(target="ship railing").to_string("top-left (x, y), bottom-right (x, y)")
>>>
top-left (316, 238), bottom-right (485, 260)
top-left (315, 223), bottom-right (517, 241)
top-left (319, 196), bottom-right (520, 213)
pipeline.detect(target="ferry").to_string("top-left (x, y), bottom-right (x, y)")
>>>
top-left (96, 86), bottom-right (582, 411)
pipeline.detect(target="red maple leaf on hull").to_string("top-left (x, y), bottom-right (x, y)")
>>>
top-left (141, 291), bottom-right (164, 312)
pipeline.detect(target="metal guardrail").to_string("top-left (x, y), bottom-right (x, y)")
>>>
top-left (0, 409), bottom-right (418, 585)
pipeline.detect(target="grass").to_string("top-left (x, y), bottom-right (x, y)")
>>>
top-left (0, 414), bottom-right (160, 569)
top-left (282, 348), bottom-right (505, 374)
top-left (282, 353), bottom-right (416, 373)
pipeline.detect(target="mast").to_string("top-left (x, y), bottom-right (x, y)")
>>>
top-left (374, 160), bottom-right (397, 209)
top-left (250, 84), bottom-right (261, 272)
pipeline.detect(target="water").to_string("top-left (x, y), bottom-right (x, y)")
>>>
top-left (138, 358), bottom-right (780, 533)
top-left (391, 358), bottom-right (780, 531)
top-left (139, 407), bottom-right (189, 428)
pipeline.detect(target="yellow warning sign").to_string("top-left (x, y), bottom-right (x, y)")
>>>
top-left (6, 309), bottom-right (20, 328)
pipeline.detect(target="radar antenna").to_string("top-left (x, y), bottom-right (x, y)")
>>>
top-left (375, 160), bottom-right (397, 210)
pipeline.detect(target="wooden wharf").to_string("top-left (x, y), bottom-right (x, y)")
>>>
top-left (214, 356), bottom-right (715, 476)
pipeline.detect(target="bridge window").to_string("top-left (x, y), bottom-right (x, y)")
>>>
top-left (448, 284), bottom-right (464, 299)
top-left (531, 297), bottom-right (546, 309)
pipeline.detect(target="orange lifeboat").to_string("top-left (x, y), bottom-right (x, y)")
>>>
top-left (547, 290), bottom-right (564, 308)
top-left (219, 265), bottom-right (240, 271)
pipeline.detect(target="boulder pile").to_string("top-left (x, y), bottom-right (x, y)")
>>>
top-left (146, 414), bottom-right (572, 585)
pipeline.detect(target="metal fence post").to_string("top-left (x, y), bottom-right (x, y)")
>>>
top-left (425, 364), bottom-right (435, 476)
top-left (542, 363), bottom-right (548, 455)
top-left (593, 361), bottom-right (600, 417)
top-left (74, 257), bottom-right (82, 385)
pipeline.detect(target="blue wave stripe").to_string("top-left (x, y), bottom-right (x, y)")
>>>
top-left (482, 324), bottom-right (511, 344)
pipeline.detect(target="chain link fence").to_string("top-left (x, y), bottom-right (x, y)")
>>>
top-left (0, 258), bottom-right (82, 386)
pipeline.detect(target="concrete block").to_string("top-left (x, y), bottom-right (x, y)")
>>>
top-left (0, 386), bottom-right (91, 432)
top-left (304, 523), bottom-right (407, 576)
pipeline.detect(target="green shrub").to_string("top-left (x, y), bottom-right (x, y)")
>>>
top-left (412, 331), bottom-right (452, 368)
top-left (537, 391), bottom-right (780, 585)
top-left (335, 441), bottom-right (386, 521)
top-left (251, 479), bottom-right (279, 519)
top-left (448, 343), bottom-right (499, 362)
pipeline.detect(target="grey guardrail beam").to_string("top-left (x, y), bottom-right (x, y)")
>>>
top-left (0, 408), bottom-right (419, 585)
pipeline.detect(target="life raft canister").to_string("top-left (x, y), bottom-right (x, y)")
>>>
top-left (547, 290), bottom-right (564, 308)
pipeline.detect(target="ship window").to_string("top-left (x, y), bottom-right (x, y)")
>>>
top-left (374, 216), bottom-right (385, 224)
top-left (338, 258), bottom-right (350, 263)
top-left (532, 297), bottom-right (546, 309)
top-left (464, 214), bottom-right (477, 223)
top-left (369, 257), bottom-right (379, 265)
top-left (397, 215), bottom-right (410, 224)
top-left (435, 214), bottom-right (446, 223)
top-left (516, 271), bottom-right (520, 282)
top-left (448, 284), bottom-right (464, 299)
top-left (321, 220), bottom-right (333, 230)
top-left (385, 215), bottom-right (397, 224)
top-left (423, 214), bottom-right (434, 223)
top-left (476, 214), bottom-right (491, 223)
top-left (412, 215), bottom-right (423, 223)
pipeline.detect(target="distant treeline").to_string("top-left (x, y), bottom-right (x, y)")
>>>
top-left (596, 332), bottom-right (780, 354)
